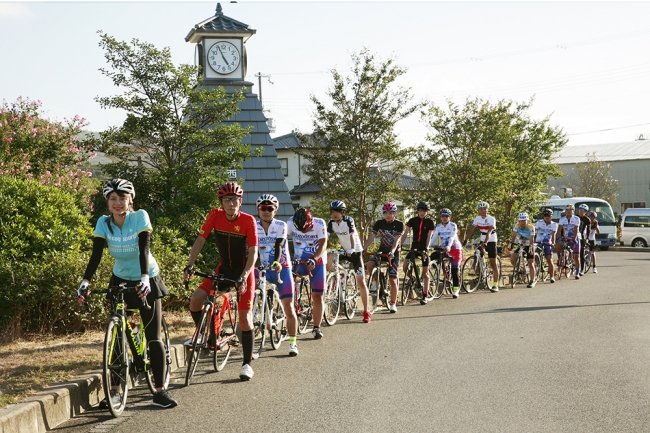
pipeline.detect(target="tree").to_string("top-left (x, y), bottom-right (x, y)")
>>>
top-left (567, 152), bottom-right (621, 205)
top-left (92, 32), bottom-right (252, 243)
top-left (412, 97), bottom-right (567, 241)
top-left (297, 48), bottom-right (425, 241)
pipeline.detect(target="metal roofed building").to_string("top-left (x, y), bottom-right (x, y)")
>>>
top-left (547, 139), bottom-right (650, 213)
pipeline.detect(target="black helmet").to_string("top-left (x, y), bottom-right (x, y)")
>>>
top-left (416, 201), bottom-right (430, 211)
top-left (542, 208), bottom-right (553, 217)
top-left (329, 200), bottom-right (346, 212)
top-left (293, 208), bottom-right (313, 232)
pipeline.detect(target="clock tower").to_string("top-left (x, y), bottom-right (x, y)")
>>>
top-left (186, 3), bottom-right (294, 220)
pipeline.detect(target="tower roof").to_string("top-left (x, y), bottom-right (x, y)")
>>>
top-left (185, 3), bottom-right (257, 43)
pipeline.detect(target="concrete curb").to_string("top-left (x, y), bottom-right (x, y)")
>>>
top-left (0, 343), bottom-right (187, 433)
top-left (607, 246), bottom-right (650, 253)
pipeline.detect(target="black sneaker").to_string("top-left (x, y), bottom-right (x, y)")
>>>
top-left (420, 297), bottom-right (428, 305)
top-left (152, 390), bottom-right (178, 408)
top-left (312, 327), bottom-right (323, 339)
top-left (99, 389), bottom-right (121, 409)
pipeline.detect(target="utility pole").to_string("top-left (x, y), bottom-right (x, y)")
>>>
top-left (254, 72), bottom-right (273, 107)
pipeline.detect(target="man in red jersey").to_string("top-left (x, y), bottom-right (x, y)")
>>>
top-left (183, 182), bottom-right (258, 381)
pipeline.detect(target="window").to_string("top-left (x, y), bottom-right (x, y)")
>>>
top-left (621, 202), bottom-right (646, 213)
top-left (279, 158), bottom-right (288, 177)
top-left (624, 216), bottom-right (650, 228)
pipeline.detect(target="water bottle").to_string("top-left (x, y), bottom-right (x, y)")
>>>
top-left (132, 323), bottom-right (141, 346)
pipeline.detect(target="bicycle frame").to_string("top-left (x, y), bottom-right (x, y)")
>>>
top-left (365, 252), bottom-right (392, 311)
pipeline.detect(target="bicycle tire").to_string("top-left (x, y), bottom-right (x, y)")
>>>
top-left (442, 258), bottom-right (453, 296)
top-left (583, 248), bottom-right (592, 273)
top-left (251, 288), bottom-right (266, 359)
top-left (185, 307), bottom-right (210, 386)
top-left (213, 296), bottom-right (236, 372)
top-left (323, 272), bottom-right (341, 326)
top-left (344, 270), bottom-right (358, 319)
top-left (431, 263), bottom-right (443, 299)
top-left (145, 315), bottom-right (171, 393)
top-left (461, 256), bottom-right (481, 293)
top-left (297, 278), bottom-right (312, 334)
top-left (425, 267), bottom-right (436, 301)
top-left (270, 290), bottom-right (286, 349)
top-left (535, 253), bottom-right (547, 282)
top-left (103, 316), bottom-right (129, 417)
top-left (379, 272), bottom-right (390, 308)
top-left (400, 262), bottom-right (414, 306)
top-left (367, 267), bottom-right (380, 313)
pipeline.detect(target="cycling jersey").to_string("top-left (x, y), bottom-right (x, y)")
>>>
top-left (588, 221), bottom-right (599, 241)
top-left (535, 220), bottom-right (557, 245)
top-left (256, 219), bottom-right (291, 268)
top-left (94, 209), bottom-right (159, 280)
top-left (327, 216), bottom-right (362, 252)
top-left (512, 223), bottom-right (535, 246)
top-left (558, 215), bottom-right (582, 241)
top-left (371, 219), bottom-right (404, 253)
top-left (198, 208), bottom-right (258, 269)
top-left (405, 217), bottom-right (435, 249)
top-left (472, 215), bottom-right (497, 243)
top-left (429, 222), bottom-right (462, 251)
top-left (286, 216), bottom-right (327, 263)
top-left (579, 215), bottom-right (591, 241)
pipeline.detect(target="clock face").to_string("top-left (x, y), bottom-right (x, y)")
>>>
top-left (207, 41), bottom-right (240, 75)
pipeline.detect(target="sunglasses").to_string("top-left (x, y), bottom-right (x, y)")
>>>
top-left (259, 205), bottom-right (276, 212)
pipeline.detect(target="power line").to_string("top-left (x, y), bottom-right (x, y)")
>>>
top-left (568, 122), bottom-right (650, 136)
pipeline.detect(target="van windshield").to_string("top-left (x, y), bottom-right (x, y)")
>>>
top-left (578, 202), bottom-right (616, 226)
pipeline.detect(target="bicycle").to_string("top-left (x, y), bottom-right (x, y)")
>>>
top-left (184, 269), bottom-right (239, 386)
top-left (292, 260), bottom-right (314, 334)
top-left (509, 242), bottom-right (534, 288)
top-left (429, 246), bottom-right (456, 298)
top-left (556, 239), bottom-right (576, 280)
top-left (401, 248), bottom-right (435, 305)
top-left (461, 241), bottom-right (503, 293)
top-left (89, 283), bottom-right (171, 417)
top-left (364, 252), bottom-right (393, 312)
top-left (534, 243), bottom-right (552, 282)
top-left (582, 242), bottom-right (598, 273)
top-left (252, 265), bottom-right (287, 359)
top-left (324, 249), bottom-right (359, 325)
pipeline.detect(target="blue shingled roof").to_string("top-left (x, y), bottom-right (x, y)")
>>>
top-left (185, 3), bottom-right (256, 43)
top-left (273, 132), bottom-right (325, 150)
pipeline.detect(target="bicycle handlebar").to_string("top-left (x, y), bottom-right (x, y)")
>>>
top-left (257, 264), bottom-right (283, 285)
top-left (88, 283), bottom-right (151, 310)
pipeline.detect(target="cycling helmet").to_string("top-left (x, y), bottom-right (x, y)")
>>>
top-left (542, 208), bottom-right (553, 217)
top-left (578, 204), bottom-right (589, 212)
top-left (440, 208), bottom-right (451, 216)
top-left (217, 182), bottom-right (244, 199)
top-left (292, 208), bottom-right (313, 232)
top-left (256, 194), bottom-right (279, 208)
top-left (518, 212), bottom-right (529, 220)
top-left (565, 204), bottom-right (574, 210)
top-left (329, 200), bottom-right (347, 212)
top-left (477, 201), bottom-right (489, 209)
top-left (416, 201), bottom-right (430, 211)
top-left (382, 202), bottom-right (397, 213)
top-left (103, 179), bottom-right (135, 200)
top-left (588, 211), bottom-right (597, 218)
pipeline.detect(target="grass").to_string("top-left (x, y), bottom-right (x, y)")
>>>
top-left (0, 311), bottom-right (195, 408)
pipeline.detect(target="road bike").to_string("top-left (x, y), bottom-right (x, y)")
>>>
top-left (430, 246), bottom-right (455, 298)
top-left (365, 252), bottom-right (392, 312)
top-left (509, 242), bottom-right (534, 288)
top-left (401, 248), bottom-right (435, 305)
top-left (534, 243), bottom-right (552, 282)
top-left (556, 239), bottom-right (576, 280)
top-left (184, 269), bottom-right (239, 386)
top-left (323, 249), bottom-right (359, 325)
top-left (292, 260), bottom-right (314, 334)
top-left (461, 241), bottom-right (503, 293)
top-left (89, 283), bottom-right (171, 417)
top-left (252, 265), bottom-right (287, 359)
top-left (582, 242), bottom-right (598, 273)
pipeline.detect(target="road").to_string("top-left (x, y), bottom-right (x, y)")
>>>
top-left (56, 251), bottom-right (650, 433)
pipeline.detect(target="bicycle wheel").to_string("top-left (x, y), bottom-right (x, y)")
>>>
top-left (582, 248), bottom-right (592, 273)
top-left (400, 273), bottom-right (413, 306)
top-left (425, 267), bottom-right (436, 301)
top-left (185, 307), bottom-right (210, 386)
top-left (367, 267), bottom-right (380, 313)
top-left (441, 258), bottom-right (453, 296)
top-left (296, 278), bottom-right (312, 334)
top-left (270, 290), bottom-right (286, 349)
top-left (344, 270), bottom-right (358, 319)
top-left (251, 288), bottom-right (266, 359)
top-left (556, 250), bottom-right (566, 280)
top-left (461, 256), bottom-right (481, 293)
top-left (214, 297), bottom-right (236, 372)
top-left (102, 316), bottom-right (129, 417)
top-left (431, 264), bottom-right (444, 299)
top-left (323, 272), bottom-right (341, 326)
top-left (145, 315), bottom-right (171, 394)
top-left (379, 272), bottom-right (391, 308)
top-left (535, 253), bottom-right (547, 282)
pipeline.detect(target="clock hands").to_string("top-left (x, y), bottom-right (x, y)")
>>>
top-left (216, 46), bottom-right (229, 65)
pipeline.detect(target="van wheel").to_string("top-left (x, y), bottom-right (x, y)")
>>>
top-left (632, 238), bottom-right (647, 248)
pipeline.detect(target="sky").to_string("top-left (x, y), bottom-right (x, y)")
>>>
top-left (1, 1), bottom-right (650, 149)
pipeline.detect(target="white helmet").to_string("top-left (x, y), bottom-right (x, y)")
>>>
top-left (256, 194), bottom-right (279, 208)
top-left (517, 212), bottom-right (529, 221)
top-left (477, 201), bottom-right (489, 209)
top-left (103, 179), bottom-right (135, 199)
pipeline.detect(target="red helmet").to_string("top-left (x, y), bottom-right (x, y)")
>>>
top-left (382, 202), bottom-right (397, 213)
top-left (217, 182), bottom-right (244, 199)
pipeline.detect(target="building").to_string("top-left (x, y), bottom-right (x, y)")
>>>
top-left (547, 139), bottom-right (650, 214)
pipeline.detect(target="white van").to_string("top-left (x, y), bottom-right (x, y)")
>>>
top-left (540, 196), bottom-right (617, 250)
top-left (619, 208), bottom-right (650, 248)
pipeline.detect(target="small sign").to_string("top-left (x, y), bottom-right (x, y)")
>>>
top-left (228, 169), bottom-right (237, 179)
top-left (565, 187), bottom-right (573, 197)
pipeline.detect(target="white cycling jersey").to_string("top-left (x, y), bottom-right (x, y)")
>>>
top-left (558, 215), bottom-right (581, 241)
top-left (472, 215), bottom-right (497, 243)
top-left (327, 216), bottom-right (362, 252)
top-left (287, 216), bottom-right (327, 262)
top-left (534, 220), bottom-right (558, 245)
top-left (429, 222), bottom-right (462, 250)
top-left (256, 219), bottom-right (291, 268)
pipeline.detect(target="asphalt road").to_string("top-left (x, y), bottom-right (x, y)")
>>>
top-left (56, 251), bottom-right (650, 433)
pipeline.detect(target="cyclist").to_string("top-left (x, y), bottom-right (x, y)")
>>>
top-left (255, 194), bottom-right (299, 356)
top-left (556, 204), bottom-right (582, 280)
top-left (464, 201), bottom-right (500, 292)
top-left (287, 207), bottom-right (328, 339)
top-left (587, 211), bottom-right (600, 273)
top-left (507, 212), bottom-right (536, 288)
top-left (535, 208), bottom-right (558, 283)
top-left (362, 202), bottom-right (403, 313)
top-left (577, 204), bottom-right (591, 276)
top-left (77, 179), bottom-right (177, 409)
top-left (183, 182), bottom-right (258, 381)
top-left (428, 208), bottom-right (463, 298)
top-left (400, 201), bottom-right (435, 304)
top-left (327, 200), bottom-right (371, 323)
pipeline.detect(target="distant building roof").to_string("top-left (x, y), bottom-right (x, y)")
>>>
top-left (289, 173), bottom-right (420, 195)
top-left (185, 3), bottom-right (256, 43)
top-left (273, 132), bottom-right (324, 150)
top-left (554, 141), bottom-right (650, 164)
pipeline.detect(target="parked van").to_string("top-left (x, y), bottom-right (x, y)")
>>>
top-left (619, 208), bottom-right (650, 248)
top-left (540, 196), bottom-right (617, 250)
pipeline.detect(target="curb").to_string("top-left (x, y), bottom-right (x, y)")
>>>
top-left (0, 343), bottom-right (187, 433)
top-left (606, 246), bottom-right (650, 253)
